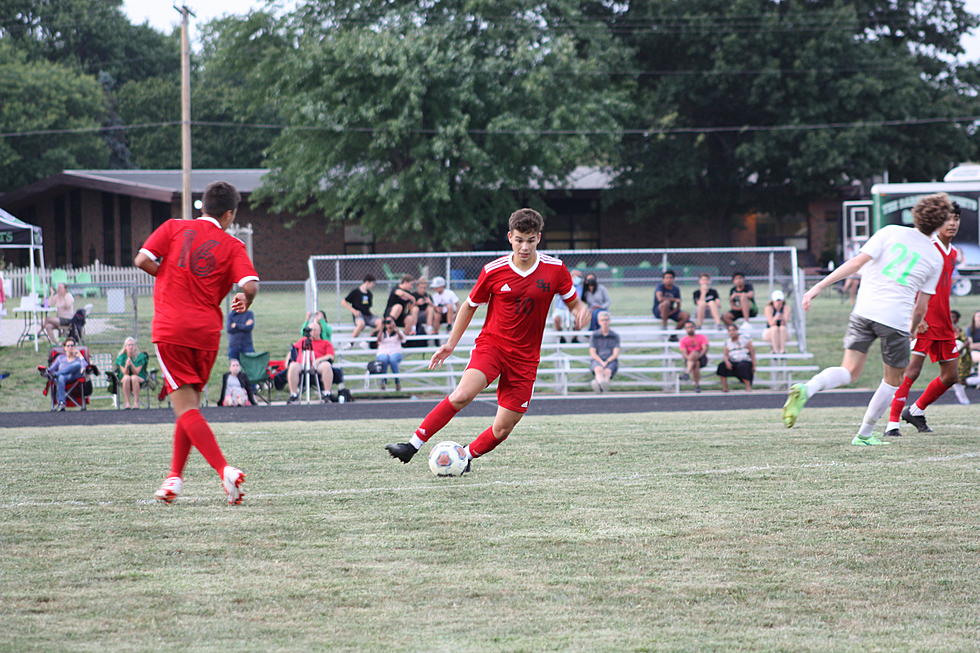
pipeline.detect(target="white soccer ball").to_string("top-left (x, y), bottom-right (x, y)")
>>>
top-left (428, 441), bottom-right (468, 477)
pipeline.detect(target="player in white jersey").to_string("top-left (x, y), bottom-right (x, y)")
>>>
top-left (782, 193), bottom-right (954, 445)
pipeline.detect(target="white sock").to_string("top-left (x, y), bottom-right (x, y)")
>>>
top-left (858, 380), bottom-right (899, 436)
top-left (463, 445), bottom-right (473, 460)
top-left (804, 366), bottom-right (851, 397)
top-left (908, 402), bottom-right (925, 416)
top-left (409, 434), bottom-right (424, 450)
top-left (953, 383), bottom-right (970, 405)
top-left (886, 421), bottom-right (901, 432)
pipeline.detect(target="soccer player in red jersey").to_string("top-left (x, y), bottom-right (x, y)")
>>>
top-left (135, 182), bottom-right (259, 504)
top-left (385, 208), bottom-right (589, 469)
top-left (885, 202), bottom-right (962, 436)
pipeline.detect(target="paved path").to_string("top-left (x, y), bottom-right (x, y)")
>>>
top-left (3, 389), bottom-right (966, 429)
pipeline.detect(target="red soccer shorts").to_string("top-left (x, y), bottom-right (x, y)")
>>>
top-left (466, 345), bottom-right (537, 413)
top-left (154, 342), bottom-right (218, 395)
top-left (910, 336), bottom-right (959, 363)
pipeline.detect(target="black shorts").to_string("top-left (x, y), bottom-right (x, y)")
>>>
top-left (716, 360), bottom-right (754, 382)
top-left (726, 307), bottom-right (758, 321)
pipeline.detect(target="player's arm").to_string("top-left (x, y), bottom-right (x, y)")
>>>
top-left (134, 251), bottom-right (160, 277)
top-left (429, 301), bottom-right (477, 369)
top-left (231, 280), bottom-right (258, 313)
top-left (801, 253), bottom-right (871, 310)
top-left (909, 291), bottom-right (932, 338)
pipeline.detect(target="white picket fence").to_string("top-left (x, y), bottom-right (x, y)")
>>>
top-left (1, 263), bottom-right (153, 297)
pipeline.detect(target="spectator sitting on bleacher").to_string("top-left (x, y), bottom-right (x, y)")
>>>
top-left (762, 290), bottom-right (791, 355)
top-left (678, 320), bottom-right (709, 393)
top-left (342, 274), bottom-right (379, 344)
top-left (286, 321), bottom-right (336, 404)
top-left (552, 269), bottom-right (584, 343)
top-left (46, 337), bottom-right (88, 411)
top-left (406, 276), bottom-right (433, 347)
top-left (385, 274), bottom-right (419, 335)
top-left (300, 310), bottom-right (333, 342)
top-left (717, 323), bottom-right (756, 392)
top-left (653, 269), bottom-right (690, 340)
top-left (218, 358), bottom-right (255, 407)
top-left (581, 273), bottom-right (611, 331)
top-left (376, 316), bottom-right (407, 391)
top-left (43, 283), bottom-right (75, 344)
top-left (428, 276), bottom-right (459, 337)
top-left (114, 336), bottom-right (148, 409)
top-left (693, 273), bottom-right (723, 330)
top-left (723, 272), bottom-right (758, 325)
top-left (588, 311), bottom-right (620, 392)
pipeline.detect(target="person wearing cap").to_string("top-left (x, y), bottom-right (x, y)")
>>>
top-left (763, 290), bottom-right (791, 354)
top-left (428, 276), bottom-right (460, 338)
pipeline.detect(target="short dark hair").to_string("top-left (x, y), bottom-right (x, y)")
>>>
top-left (912, 193), bottom-right (955, 235)
top-left (202, 181), bottom-right (241, 217)
top-left (363, 274), bottom-right (376, 283)
top-left (732, 272), bottom-right (745, 280)
top-left (508, 208), bottom-right (544, 234)
top-left (951, 309), bottom-right (961, 322)
top-left (683, 320), bottom-right (695, 328)
top-left (663, 269), bottom-right (676, 278)
top-left (400, 274), bottom-right (415, 284)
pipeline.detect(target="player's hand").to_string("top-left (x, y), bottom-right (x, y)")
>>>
top-left (572, 303), bottom-right (591, 330)
top-left (230, 292), bottom-right (249, 312)
top-left (429, 344), bottom-right (454, 369)
top-left (916, 320), bottom-right (929, 334)
top-left (801, 287), bottom-right (819, 311)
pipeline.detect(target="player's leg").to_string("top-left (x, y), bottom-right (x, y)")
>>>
top-left (465, 405), bottom-right (524, 461)
top-left (854, 326), bottom-right (909, 445)
top-left (886, 352), bottom-right (924, 436)
top-left (385, 367), bottom-right (492, 463)
top-left (784, 315), bottom-right (872, 428)
top-left (905, 354), bottom-right (958, 432)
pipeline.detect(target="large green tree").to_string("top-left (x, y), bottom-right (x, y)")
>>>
top-left (205, 0), bottom-right (631, 247)
top-left (0, 43), bottom-right (107, 192)
top-left (612, 0), bottom-right (980, 231)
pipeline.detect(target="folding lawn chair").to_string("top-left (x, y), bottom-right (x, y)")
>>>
top-left (239, 351), bottom-right (273, 405)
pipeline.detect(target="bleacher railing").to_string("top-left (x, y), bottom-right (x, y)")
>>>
top-left (308, 247), bottom-right (807, 351)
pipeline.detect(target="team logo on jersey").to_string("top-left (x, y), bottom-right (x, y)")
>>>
top-left (501, 283), bottom-right (512, 292)
top-left (536, 280), bottom-right (551, 293)
top-left (521, 401), bottom-right (529, 408)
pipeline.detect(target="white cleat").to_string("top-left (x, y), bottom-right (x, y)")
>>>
top-left (222, 466), bottom-right (245, 505)
top-left (154, 476), bottom-right (183, 504)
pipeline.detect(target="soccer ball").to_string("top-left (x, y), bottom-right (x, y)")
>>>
top-left (428, 441), bottom-right (468, 477)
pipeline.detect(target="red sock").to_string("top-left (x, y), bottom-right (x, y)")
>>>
top-left (414, 397), bottom-right (460, 443)
top-left (889, 375), bottom-right (916, 422)
top-left (467, 426), bottom-right (508, 459)
top-left (176, 409), bottom-right (227, 474)
top-left (168, 421), bottom-right (192, 478)
top-left (914, 376), bottom-right (953, 410)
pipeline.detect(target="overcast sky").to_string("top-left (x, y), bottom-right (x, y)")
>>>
top-left (122, 0), bottom-right (980, 61)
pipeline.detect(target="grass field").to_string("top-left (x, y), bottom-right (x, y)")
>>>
top-left (4, 281), bottom-right (979, 412)
top-left (2, 407), bottom-right (978, 651)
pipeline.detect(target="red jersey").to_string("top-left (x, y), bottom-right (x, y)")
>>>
top-left (141, 217), bottom-right (259, 351)
top-left (467, 253), bottom-right (576, 361)
top-left (922, 239), bottom-right (956, 341)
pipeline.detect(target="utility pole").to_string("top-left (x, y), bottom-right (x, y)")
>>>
top-left (176, 4), bottom-right (195, 220)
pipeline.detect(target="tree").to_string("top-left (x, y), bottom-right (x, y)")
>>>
top-left (612, 0), bottom-right (980, 233)
top-left (0, 44), bottom-right (107, 192)
top-left (203, 1), bottom-right (631, 247)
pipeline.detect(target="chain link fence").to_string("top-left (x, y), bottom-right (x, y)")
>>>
top-left (308, 247), bottom-right (807, 350)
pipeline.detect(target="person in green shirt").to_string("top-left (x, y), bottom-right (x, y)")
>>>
top-left (115, 336), bottom-right (148, 409)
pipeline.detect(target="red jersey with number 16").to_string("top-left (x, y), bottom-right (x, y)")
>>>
top-left (921, 239), bottom-right (957, 341)
top-left (467, 253), bottom-right (576, 362)
top-left (140, 217), bottom-right (259, 351)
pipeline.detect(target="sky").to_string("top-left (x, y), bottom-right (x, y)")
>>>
top-left (124, 0), bottom-right (980, 62)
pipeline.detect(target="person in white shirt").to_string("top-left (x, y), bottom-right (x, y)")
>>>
top-left (428, 276), bottom-right (460, 337)
top-left (782, 192), bottom-right (953, 446)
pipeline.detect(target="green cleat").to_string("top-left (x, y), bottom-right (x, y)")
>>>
top-left (782, 383), bottom-right (809, 428)
top-left (851, 433), bottom-right (892, 446)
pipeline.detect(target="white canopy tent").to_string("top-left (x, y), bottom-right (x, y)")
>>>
top-left (0, 207), bottom-right (46, 297)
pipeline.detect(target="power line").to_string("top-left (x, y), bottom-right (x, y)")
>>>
top-left (2, 116), bottom-right (978, 140)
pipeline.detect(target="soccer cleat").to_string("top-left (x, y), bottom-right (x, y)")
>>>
top-left (883, 428), bottom-right (902, 438)
top-left (222, 466), bottom-right (245, 505)
top-left (385, 442), bottom-right (417, 463)
top-left (782, 383), bottom-right (809, 428)
top-left (901, 407), bottom-right (933, 433)
top-left (286, 393), bottom-right (299, 405)
top-left (461, 459), bottom-right (472, 475)
top-left (851, 433), bottom-right (891, 446)
top-left (154, 476), bottom-right (183, 504)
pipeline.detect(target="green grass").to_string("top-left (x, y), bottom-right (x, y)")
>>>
top-left (2, 283), bottom-right (977, 412)
top-left (1, 408), bottom-right (978, 651)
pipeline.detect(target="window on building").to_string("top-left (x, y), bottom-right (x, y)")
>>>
top-left (69, 190), bottom-right (82, 265)
top-left (102, 193), bottom-right (116, 265)
top-left (544, 198), bottom-right (600, 250)
top-left (151, 201), bottom-right (170, 230)
top-left (344, 223), bottom-right (375, 254)
top-left (756, 213), bottom-right (808, 250)
top-left (119, 196), bottom-right (132, 263)
top-left (53, 194), bottom-right (67, 267)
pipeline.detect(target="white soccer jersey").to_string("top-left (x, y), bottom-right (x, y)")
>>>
top-left (853, 225), bottom-right (944, 331)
